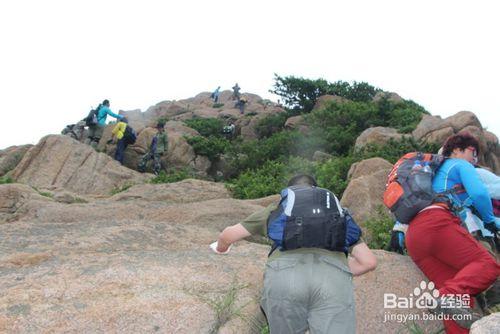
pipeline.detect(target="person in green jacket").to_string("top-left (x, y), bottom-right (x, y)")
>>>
top-left (138, 121), bottom-right (168, 175)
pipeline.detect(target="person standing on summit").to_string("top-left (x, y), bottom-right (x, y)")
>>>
top-left (231, 83), bottom-right (241, 100)
top-left (86, 99), bottom-right (124, 149)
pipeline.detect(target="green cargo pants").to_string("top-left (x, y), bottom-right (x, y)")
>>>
top-left (261, 252), bottom-right (355, 334)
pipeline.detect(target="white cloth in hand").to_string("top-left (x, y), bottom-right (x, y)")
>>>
top-left (210, 241), bottom-right (232, 255)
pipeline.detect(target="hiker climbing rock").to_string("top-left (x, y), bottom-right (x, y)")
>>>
top-left (210, 86), bottom-right (221, 103)
top-left (235, 95), bottom-right (247, 114)
top-left (85, 99), bottom-right (124, 149)
top-left (210, 174), bottom-right (377, 334)
top-left (396, 133), bottom-right (500, 333)
top-left (138, 121), bottom-right (168, 175)
top-left (222, 123), bottom-right (235, 140)
top-left (111, 117), bottom-right (136, 165)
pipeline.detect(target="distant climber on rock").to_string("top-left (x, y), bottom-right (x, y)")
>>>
top-left (138, 121), bottom-right (168, 175)
top-left (85, 99), bottom-right (124, 149)
top-left (111, 117), bottom-right (136, 165)
top-left (222, 123), bottom-right (235, 140)
top-left (231, 83), bottom-right (241, 100)
top-left (210, 174), bottom-right (377, 334)
top-left (235, 95), bottom-right (247, 114)
top-left (210, 86), bottom-right (221, 103)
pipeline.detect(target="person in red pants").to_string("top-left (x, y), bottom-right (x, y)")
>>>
top-left (406, 133), bottom-right (500, 334)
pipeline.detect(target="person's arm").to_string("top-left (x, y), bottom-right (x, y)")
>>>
top-left (476, 168), bottom-right (500, 200)
top-left (150, 136), bottom-right (158, 153)
top-left (459, 161), bottom-right (495, 224)
top-left (104, 106), bottom-right (124, 120)
top-left (215, 223), bottom-right (251, 253)
top-left (348, 242), bottom-right (377, 276)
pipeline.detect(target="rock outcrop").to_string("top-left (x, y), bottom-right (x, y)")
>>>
top-left (0, 145), bottom-right (33, 177)
top-left (313, 94), bottom-right (349, 110)
top-left (11, 135), bottom-right (149, 196)
top-left (341, 158), bottom-right (393, 225)
top-left (0, 177), bottom-right (444, 334)
top-left (354, 127), bottom-right (405, 149)
top-left (372, 91), bottom-right (404, 104)
top-left (0, 183), bottom-right (52, 222)
top-left (470, 313), bottom-right (500, 334)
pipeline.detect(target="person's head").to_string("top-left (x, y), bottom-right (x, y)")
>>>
top-left (442, 132), bottom-right (479, 164)
top-left (156, 121), bottom-right (165, 132)
top-left (287, 174), bottom-right (318, 187)
top-left (102, 99), bottom-right (110, 107)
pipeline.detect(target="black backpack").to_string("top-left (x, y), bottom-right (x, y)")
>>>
top-left (85, 104), bottom-right (102, 126)
top-left (267, 185), bottom-right (347, 254)
top-left (123, 125), bottom-right (137, 145)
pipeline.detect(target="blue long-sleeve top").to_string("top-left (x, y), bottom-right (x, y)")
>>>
top-left (97, 105), bottom-right (123, 125)
top-left (433, 158), bottom-right (494, 223)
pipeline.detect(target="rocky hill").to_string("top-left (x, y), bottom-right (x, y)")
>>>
top-left (1, 90), bottom-right (499, 333)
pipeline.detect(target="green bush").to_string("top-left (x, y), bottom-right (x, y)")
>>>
top-left (184, 118), bottom-right (225, 138)
top-left (150, 169), bottom-right (193, 184)
top-left (0, 175), bottom-right (14, 184)
top-left (375, 97), bottom-right (427, 133)
top-left (212, 103), bottom-right (225, 108)
top-left (315, 156), bottom-right (357, 197)
top-left (354, 137), bottom-right (441, 164)
top-left (364, 206), bottom-right (394, 249)
top-left (227, 156), bottom-right (316, 199)
top-left (186, 136), bottom-right (230, 161)
top-left (228, 160), bottom-right (286, 199)
top-left (255, 112), bottom-right (290, 139)
top-left (306, 101), bottom-right (378, 155)
top-left (270, 74), bottom-right (380, 112)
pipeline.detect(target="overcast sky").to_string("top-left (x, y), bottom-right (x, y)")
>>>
top-left (1, 0), bottom-right (499, 150)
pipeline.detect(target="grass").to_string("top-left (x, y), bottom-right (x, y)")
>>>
top-left (185, 279), bottom-right (254, 334)
top-left (38, 191), bottom-right (54, 198)
top-left (72, 197), bottom-right (88, 204)
top-left (213, 103), bottom-right (225, 108)
top-left (0, 175), bottom-right (14, 184)
top-left (110, 183), bottom-right (133, 195)
top-left (150, 169), bottom-right (193, 184)
top-left (364, 205), bottom-right (395, 249)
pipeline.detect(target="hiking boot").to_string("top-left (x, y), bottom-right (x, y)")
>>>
top-left (430, 297), bottom-right (483, 329)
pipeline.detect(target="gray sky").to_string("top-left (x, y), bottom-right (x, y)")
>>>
top-left (1, 0), bottom-right (499, 149)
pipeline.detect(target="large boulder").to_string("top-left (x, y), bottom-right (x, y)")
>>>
top-left (10, 135), bottom-right (149, 196)
top-left (446, 111), bottom-right (482, 132)
top-left (0, 183), bottom-right (52, 222)
top-left (470, 313), bottom-right (500, 334)
top-left (284, 115), bottom-right (304, 130)
top-left (341, 158), bottom-right (393, 225)
top-left (484, 131), bottom-right (500, 174)
top-left (372, 91), bottom-right (404, 104)
top-left (412, 114), bottom-right (451, 142)
top-left (354, 127), bottom-right (404, 149)
top-left (0, 145), bottom-right (33, 177)
top-left (354, 251), bottom-right (442, 334)
top-left (313, 95), bottom-right (349, 110)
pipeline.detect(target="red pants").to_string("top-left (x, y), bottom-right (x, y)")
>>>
top-left (406, 208), bottom-right (500, 334)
